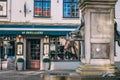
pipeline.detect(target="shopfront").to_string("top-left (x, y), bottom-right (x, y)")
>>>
top-left (0, 24), bottom-right (81, 70)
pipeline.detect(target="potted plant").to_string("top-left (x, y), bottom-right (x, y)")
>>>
top-left (43, 58), bottom-right (51, 70)
top-left (17, 58), bottom-right (24, 70)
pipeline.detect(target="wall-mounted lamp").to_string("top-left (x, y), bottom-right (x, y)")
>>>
top-left (18, 35), bottom-right (23, 42)
top-left (44, 35), bottom-right (49, 43)
top-left (45, 35), bottom-right (48, 38)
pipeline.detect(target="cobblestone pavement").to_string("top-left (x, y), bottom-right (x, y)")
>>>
top-left (1, 70), bottom-right (120, 80)
top-left (0, 70), bottom-right (43, 80)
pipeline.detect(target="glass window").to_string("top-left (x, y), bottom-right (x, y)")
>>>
top-left (0, 41), bottom-right (15, 60)
top-left (49, 36), bottom-right (80, 61)
top-left (0, 0), bottom-right (7, 17)
top-left (63, 0), bottom-right (79, 18)
top-left (30, 40), bottom-right (40, 60)
top-left (34, 0), bottom-right (51, 17)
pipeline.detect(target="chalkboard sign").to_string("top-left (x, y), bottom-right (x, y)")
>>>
top-left (7, 57), bottom-right (16, 70)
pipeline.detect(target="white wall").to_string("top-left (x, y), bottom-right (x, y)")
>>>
top-left (11, 0), bottom-right (26, 22)
top-left (115, 0), bottom-right (120, 19)
top-left (115, 0), bottom-right (120, 31)
top-left (10, 0), bottom-right (80, 25)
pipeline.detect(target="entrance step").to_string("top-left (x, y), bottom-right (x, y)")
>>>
top-left (76, 64), bottom-right (118, 76)
top-left (42, 71), bottom-right (120, 80)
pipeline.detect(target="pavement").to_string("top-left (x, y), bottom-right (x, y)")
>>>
top-left (0, 70), bottom-right (120, 80)
top-left (0, 70), bottom-right (43, 80)
top-left (0, 70), bottom-right (75, 80)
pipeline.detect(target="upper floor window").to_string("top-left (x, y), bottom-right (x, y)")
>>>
top-left (0, 0), bottom-right (7, 17)
top-left (63, 0), bottom-right (79, 18)
top-left (34, 0), bottom-right (51, 17)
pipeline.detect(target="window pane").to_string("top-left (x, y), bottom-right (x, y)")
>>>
top-left (35, 0), bottom-right (42, 1)
top-left (64, 0), bottom-right (71, 2)
top-left (64, 0), bottom-right (78, 2)
top-left (63, 0), bottom-right (79, 18)
top-left (34, 2), bottom-right (42, 16)
top-left (73, 0), bottom-right (78, 2)
top-left (34, 0), bottom-right (50, 17)
top-left (44, 0), bottom-right (50, 1)
top-left (43, 3), bottom-right (50, 16)
top-left (49, 36), bottom-right (80, 61)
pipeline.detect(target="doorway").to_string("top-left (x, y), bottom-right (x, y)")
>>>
top-left (26, 39), bottom-right (41, 70)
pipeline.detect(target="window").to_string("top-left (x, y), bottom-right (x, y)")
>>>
top-left (63, 0), bottom-right (79, 18)
top-left (49, 36), bottom-right (80, 61)
top-left (0, 41), bottom-right (15, 60)
top-left (0, 0), bottom-right (7, 17)
top-left (34, 0), bottom-right (51, 17)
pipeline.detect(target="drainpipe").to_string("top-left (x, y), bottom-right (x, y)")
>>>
top-left (9, 0), bottom-right (12, 21)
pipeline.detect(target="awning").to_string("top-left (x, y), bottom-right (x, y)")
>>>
top-left (0, 25), bottom-right (78, 35)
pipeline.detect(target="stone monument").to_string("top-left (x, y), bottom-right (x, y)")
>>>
top-left (76, 0), bottom-right (118, 76)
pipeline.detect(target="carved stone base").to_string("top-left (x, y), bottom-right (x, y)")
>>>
top-left (76, 64), bottom-right (118, 76)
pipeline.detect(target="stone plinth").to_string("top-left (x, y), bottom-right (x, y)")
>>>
top-left (76, 64), bottom-right (117, 76)
top-left (41, 71), bottom-right (120, 80)
top-left (77, 0), bottom-right (118, 76)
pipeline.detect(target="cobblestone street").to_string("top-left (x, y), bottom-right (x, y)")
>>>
top-left (0, 71), bottom-right (42, 80)
top-left (0, 70), bottom-right (120, 80)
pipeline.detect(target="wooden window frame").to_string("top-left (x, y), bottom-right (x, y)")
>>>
top-left (63, 0), bottom-right (79, 18)
top-left (34, 0), bottom-right (51, 18)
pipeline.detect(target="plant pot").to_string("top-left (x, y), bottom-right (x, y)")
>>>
top-left (2, 61), bottom-right (8, 70)
top-left (43, 63), bottom-right (49, 70)
top-left (43, 58), bottom-right (51, 70)
top-left (17, 62), bottom-right (24, 70)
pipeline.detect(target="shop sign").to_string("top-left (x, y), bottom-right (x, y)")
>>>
top-left (22, 31), bottom-right (43, 34)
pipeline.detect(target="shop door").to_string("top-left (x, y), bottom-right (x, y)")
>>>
top-left (27, 39), bottom-right (40, 70)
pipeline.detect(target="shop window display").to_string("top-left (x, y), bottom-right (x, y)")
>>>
top-left (0, 41), bottom-right (15, 60)
top-left (49, 36), bottom-right (80, 61)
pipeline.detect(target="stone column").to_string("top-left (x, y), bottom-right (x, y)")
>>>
top-left (76, 0), bottom-right (118, 76)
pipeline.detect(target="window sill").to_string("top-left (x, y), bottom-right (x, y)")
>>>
top-left (33, 17), bottom-right (52, 20)
top-left (34, 16), bottom-right (51, 18)
top-left (62, 17), bottom-right (80, 20)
